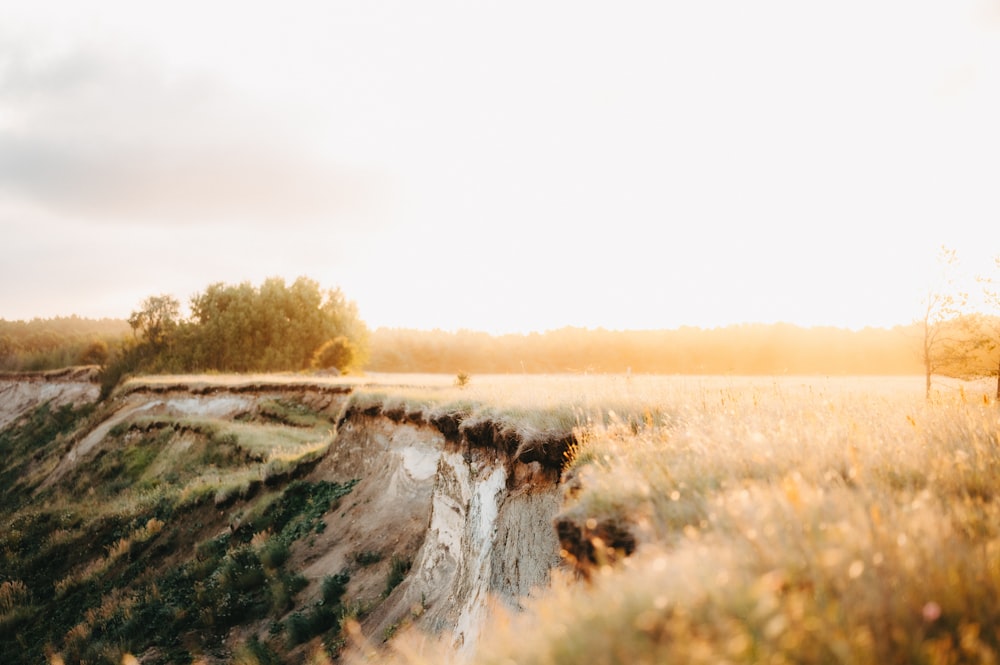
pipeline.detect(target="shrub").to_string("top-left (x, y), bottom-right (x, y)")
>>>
top-left (269, 573), bottom-right (306, 615)
top-left (322, 572), bottom-right (350, 605)
top-left (383, 556), bottom-right (411, 597)
top-left (217, 546), bottom-right (265, 593)
top-left (353, 550), bottom-right (383, 567)
top-left (311, 336), bottom-right (358, 373)
top-left (78, 339), bottom-right (110, 366)
top-left (232, 636), bottom-right (280, 665)
top-left (258, 539), bottom-right (289, 570)
top-left (285, 611), bottom-right (312, 646)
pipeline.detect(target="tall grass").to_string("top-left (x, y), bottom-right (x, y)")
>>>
top-left (347, 375), bottom-right (1000, 665)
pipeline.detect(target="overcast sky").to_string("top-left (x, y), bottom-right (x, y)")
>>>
top-left (2, 0), bottom-right (998, 332)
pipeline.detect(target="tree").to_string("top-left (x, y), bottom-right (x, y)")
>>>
top-left (919, 247), bottom-right (967, 399)
top-left (184, 277), bottom-right (369, 373)
top-left (127, 295), bottom-right (180, 348)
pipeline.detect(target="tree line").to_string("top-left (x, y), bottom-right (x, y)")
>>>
top-left (8, 251), bottom-right (1000, 402)
top-left (0, 317), bottom-right (128, 371)
top-left (366, 324), bottom-right (923, 376)
top-left (100, 277), bottom-right (369, 397)
top-left (368, 247), bottom-right (1000, 399)
top-left (2, 316), bottom-right (938, 380)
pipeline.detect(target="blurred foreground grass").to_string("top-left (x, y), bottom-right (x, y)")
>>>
top-left (346, 374), bottom-right (1000, 665)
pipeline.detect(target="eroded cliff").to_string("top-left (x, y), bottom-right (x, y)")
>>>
top-left (0, 373), bottom-right (577, 663)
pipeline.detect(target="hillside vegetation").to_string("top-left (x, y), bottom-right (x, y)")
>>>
top-left (0, 380), bottom-right (356, 664)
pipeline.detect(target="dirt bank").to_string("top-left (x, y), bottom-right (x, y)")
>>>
top-left (301, 407), bottom-right (565, 654)
top-left (0, 367), bottom-right (99, 430)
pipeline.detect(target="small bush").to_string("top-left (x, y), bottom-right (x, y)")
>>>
top-left (285, 604), bottom-right (340, 646)
top-left (383, 556), bottom-right (411, 597)
top-left (254, 480), bottom-right (356, 544)
top-left (217, 546), bottom-right (265, 593)
top-left (285, 611), bottom-right (312, 646)
top-left (196, 534), bottom-right (230, 561)
top-left (232, 636), bottom-right (280, 665)
top-left (78, 339), bottom-right (109, 366)
top-left (269, 572), bottom-right (308, 615)
top-left (311, 337), bottom-right (357, 373)
top-left (353, 550), bottom-right (383, 567)
top-left (258, 539), bottom-right (289, 570)
top-left (322, 572), bottom-right (350, 606)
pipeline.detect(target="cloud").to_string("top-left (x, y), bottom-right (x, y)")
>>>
top-left (0, 36), bottom-right (380, 225)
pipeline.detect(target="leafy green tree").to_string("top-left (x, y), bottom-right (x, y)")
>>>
top-left (127, 295), bottom-right (180, 348)
top-left (101, 277), bottom-right (367, 393)
top-left (184, 277), bottom-right (368, 373)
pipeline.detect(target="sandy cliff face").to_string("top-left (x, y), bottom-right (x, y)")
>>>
top-left (305, 407), bottom-right (565, 654)
top-left (0, 368), bottom-right (99, 430)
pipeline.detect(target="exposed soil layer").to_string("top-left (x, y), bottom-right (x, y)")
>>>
top-left (309, 410), bottom-right (564, 652)
top-left (0, 370), bottom-right (99, 430)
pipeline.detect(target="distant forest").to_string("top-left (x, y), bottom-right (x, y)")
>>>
top-left (0, 317), bottom-right (128, 372)
top-left (367, 325), bottom-right (924, 375)
top-left (0, 317), bottom-right (946, 377)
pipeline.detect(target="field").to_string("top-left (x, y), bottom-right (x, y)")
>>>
top-left (4, 372), bottom-right (1000, 664)
top-left (343, 373), bottom-right (1000, 665)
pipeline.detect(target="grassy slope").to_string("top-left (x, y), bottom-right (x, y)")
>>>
top-left (0, 390), bottom-right (358, 664)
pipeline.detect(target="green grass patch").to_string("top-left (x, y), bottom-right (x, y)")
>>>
top-left (285, 571), bottom-right (351, 646)
top-left (383, 555), bottom-right (411, 598)
top-left (242, 479), bottom-right (357, 546)
top-left (258, 398), bottom-right (329, 428)
top-left (0, 402), bottom-right (94, 506)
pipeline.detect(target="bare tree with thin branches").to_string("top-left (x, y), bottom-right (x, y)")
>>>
top-left (919, 247), bottom-right (966, 400)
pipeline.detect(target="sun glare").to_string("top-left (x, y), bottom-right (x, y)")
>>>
top-left (1, 0), bottom-right (998, 333)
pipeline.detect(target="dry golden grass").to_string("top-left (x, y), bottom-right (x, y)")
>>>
top-left (0, 580), bottom-right (29, 616)
top-left (340, 374), bottom-right (1000, 665)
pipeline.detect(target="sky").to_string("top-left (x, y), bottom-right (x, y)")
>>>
top-left (1, 0), bottom-right (999, 334)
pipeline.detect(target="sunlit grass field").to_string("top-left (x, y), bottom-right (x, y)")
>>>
top-left (338, 373), bottom-right (1000, 665)
top-left (57, 371), bottom-right (1000, 663)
